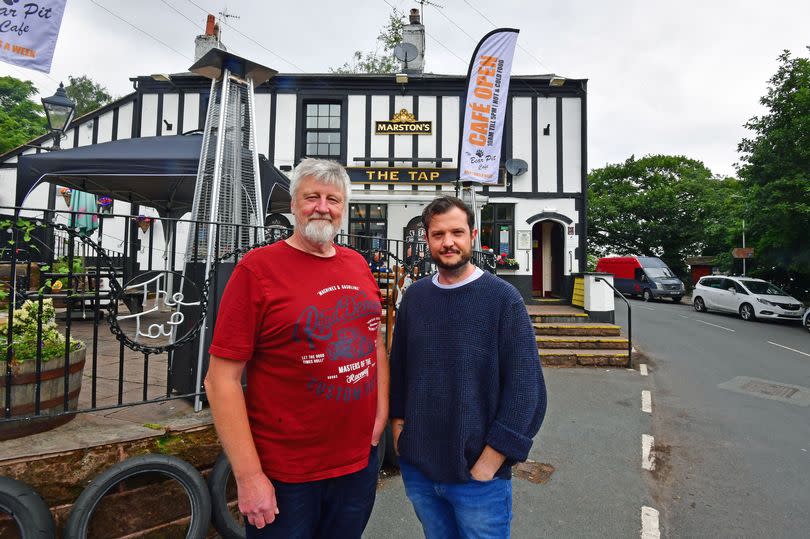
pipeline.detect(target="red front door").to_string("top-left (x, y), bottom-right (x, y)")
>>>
top-left (532, 223), bottom-right (543, 293)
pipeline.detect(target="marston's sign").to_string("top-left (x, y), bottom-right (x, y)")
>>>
top-left (347, 167), bottom-right (457, 184)
top-left (375, 109), bottom-right (432, 135)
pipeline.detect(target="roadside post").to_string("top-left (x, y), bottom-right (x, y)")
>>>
top-left (583, 273), bottom-right (615, 323)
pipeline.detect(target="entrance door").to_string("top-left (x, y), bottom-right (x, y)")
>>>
top-left (532, 222), bottom-right (543, 295)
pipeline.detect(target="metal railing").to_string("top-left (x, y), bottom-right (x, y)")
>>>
top-left (594, 276), bottom-right (633, 368)
top-left (1, 206), bottom-right (497, 427)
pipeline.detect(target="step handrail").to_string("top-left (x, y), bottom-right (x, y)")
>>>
top-left (594, 277), bottom-right (632, 368)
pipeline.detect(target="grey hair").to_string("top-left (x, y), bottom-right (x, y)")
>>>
top-left (289, 158), bottom-right (351, 203)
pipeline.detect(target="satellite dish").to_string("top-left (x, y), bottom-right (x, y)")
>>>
top-left (505, 158), bottom-right (529, 176)
top-left (394, 43), bottom-right (419, 63)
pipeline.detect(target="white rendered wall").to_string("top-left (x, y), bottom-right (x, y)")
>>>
top-left (273, 94), bottom-right (297, 169)
top-left (562, 97), bottom-right (582, 193)
top-left (538, 98), bottom-right (557, 192)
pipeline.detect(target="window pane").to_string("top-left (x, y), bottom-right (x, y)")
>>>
top-left (318, 117), bottom-right (329, 129)
top-left (330, 104), bottom-right (340, 117)
top-left (329, 144), bottom-right (340, 155)
top-left (370, 205), bottom-right (386, 219)
top-left (329, 117), bottom-right (340, 129)
top-left (307, 104), bottom-right (318, 116)
top-left (307, 132), bottom-right (317, 143)
top-left (318, 143), bottom-right (329, 155)
top-left (319, 104), bottom-right (330, 116)
top-left (496, 205), bottom-right (509, 220)
top-left (306, 143), bottom-right (317, 155)
top-left (306, 117), bottom-right (317, 128)
top-left (350, 205), bottom-right (362, 218)
top-left (481, 205), bottom-right (493, 221)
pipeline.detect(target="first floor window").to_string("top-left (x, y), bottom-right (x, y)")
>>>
top-left (480, 204), bottom-right (515, 257)
top-left (304, 102), bottom-right (341, 158)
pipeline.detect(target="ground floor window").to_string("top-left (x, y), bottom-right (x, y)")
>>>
top-left (480, 204), bottom-right (515, 258)
top-left (348, 203), bottom-right (387, 257)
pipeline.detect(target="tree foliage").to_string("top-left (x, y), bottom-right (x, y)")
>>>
top-left (736, 48), bottom-right (810, 297)
top-left (587, 155), bottom-right (743, 278)
top-left (65, 75), bottom-right (113, 117)
top-left (0, 76), bottom-right (47, 154)
top-left (331, 8), bottom-right (405, 74)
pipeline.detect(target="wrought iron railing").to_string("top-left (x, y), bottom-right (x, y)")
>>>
top-left (0, 207), bottom-right (496, 428)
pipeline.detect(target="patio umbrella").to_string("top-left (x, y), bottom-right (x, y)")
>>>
top-left (69, 189), bottom-right (99, 236)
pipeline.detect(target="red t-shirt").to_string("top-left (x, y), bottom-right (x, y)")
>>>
top-left (209, 241), bottom-right (382, 482)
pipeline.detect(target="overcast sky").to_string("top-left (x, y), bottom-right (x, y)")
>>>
top-left (2, 0), bottom-right (808, 177)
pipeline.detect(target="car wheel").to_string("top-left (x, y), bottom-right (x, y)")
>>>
top-left (804, 312), bottom-right (810, 333)
top-left (672, 296), bottom-right (682, 303)
top-left (643, 289), bottom-right (652, 302)
top-left (693, 297), bottom-right (706, 312)
top-left (739, 303), bottom-right (756, 321)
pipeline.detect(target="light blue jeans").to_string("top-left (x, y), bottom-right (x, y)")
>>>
top-left (399, 458), bottom-right (513, 539)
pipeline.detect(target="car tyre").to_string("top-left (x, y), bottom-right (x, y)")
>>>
top-left (642, 289), bottom-right (653, 302)
top-left (803, 311), bottom-right (810, 333)
top-left (0, 476), bottom-right (55, 539)
top-left (64, 454), bottom-right (211, 539)
top-left (739, 303), bottom-right (756, 321)
top-left (207, 453), bottom-right (244, 539)
top-left (672, 296), bottom-right (682, 303)
top-left (693, 297), bottom-right (706, 312)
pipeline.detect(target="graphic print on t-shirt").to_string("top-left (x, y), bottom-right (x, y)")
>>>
top-left (293, 284), bottom-right (381, 404)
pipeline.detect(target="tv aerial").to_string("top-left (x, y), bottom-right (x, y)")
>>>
top-left (417, 0), bottom-right (444, 23)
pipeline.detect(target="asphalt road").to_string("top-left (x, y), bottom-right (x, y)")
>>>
top-left (615, 298), bottom-right (810, 538)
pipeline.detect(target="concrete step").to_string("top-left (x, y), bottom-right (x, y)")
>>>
top-left (530, 313), bottom-right (590, 324)
top-left (534, 323), bottom-right (622, 337)
top-left (539, 348), bottom-right (630, 367)
top-left (536, 335), bottom-right (629, 350)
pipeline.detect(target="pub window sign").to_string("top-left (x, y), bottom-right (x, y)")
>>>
top-left (375, 108), bottom-right (432, 135)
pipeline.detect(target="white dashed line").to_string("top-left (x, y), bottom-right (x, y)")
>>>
top-left (642, 434), bottom-right (656, 470)
top-left (695, 319), bottom-right (735, 332)
top-left (640, 364), bottom-right (648, 376)
top-left (642, 390), bottom-right (652, 413)
top-left (678, 314), bottom-right (690, 319)
top-left (638, 306), bottom-right (656, 311)
top-left (641, 506), bottom-right (661, 538)
top-left (767, 341), bottom-right (810, 358)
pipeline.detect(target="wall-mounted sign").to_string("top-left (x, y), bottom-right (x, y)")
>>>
top-left (516, 230), bottom-right (531, 250)
top-left (347, 167), bottom-right (458, 184)
top-left (567, 226), bottom-right (575, 236)
top-left (375, 109), bottom-right (432, 135)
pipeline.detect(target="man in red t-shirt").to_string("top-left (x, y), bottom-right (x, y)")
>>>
top-left (205, 158), bottom-right (388, 538)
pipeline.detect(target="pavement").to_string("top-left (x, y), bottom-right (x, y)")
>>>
top-left (365, 366), bottom-right (653, 538)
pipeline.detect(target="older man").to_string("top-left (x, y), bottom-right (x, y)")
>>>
top-left (205, 158), bottom-right (388, 538)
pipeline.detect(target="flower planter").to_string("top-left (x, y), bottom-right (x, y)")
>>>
top-left (0, 344), bottom-right (86, 440)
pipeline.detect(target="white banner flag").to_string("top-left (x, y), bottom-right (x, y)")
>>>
top-left (458, 28), bottom-right (519, 184)
top-left (0, 0), bottom-right (69, 73)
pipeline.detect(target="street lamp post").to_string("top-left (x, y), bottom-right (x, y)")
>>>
top-left (40, 82), bottom-right (76, 150)
top-left (742, 218), bottom-right (746, 276)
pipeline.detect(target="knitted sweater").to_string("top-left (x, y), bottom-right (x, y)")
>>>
top-left (389, 271), bottom-right (547, 483)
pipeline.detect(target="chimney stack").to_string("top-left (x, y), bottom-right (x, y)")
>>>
top-left (401, 8), bottom-right (425, 74)
top-left (195, 14), bottom-right (227, 62)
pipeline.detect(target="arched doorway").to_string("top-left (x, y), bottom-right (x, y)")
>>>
top-left (531, 220), bottom-right (566, 299)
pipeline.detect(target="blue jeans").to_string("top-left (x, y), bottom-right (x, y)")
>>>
top-left (399, 458), bottom-right (513, 539)
top-left (245, 446), bottom-right (378, 539)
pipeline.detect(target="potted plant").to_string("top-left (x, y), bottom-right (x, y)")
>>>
top-left (496, 252), bottom-right (520, 270)
top-left (41, 256), bottom-right (86, 308)
top-left (98, 196), bottom-right (113, 215)
top-left (0, 298), bottom-right (86, 440)
top-left (132, 214), bottom-right (153, 233)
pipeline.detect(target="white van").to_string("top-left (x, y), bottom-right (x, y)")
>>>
top-left (693, 276), bottom-right (806, 322)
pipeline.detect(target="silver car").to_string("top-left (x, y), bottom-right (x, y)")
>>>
top-left (693, 276), bottom-right (806, 322)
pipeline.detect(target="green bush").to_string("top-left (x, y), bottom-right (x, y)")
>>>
top-left (0, 299), bottom-right (83, 363)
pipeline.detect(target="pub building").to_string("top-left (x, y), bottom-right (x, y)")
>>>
top-left (0, 10), bottom-right (587, 302)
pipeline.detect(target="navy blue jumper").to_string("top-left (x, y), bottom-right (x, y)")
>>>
top-left (389, 271), bottom-right (547, 483)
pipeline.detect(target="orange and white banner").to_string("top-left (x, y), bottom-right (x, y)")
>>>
top-left (0, 0), bottom-right (68, 73)
top-left (458, 28), bottom-right (519, 184)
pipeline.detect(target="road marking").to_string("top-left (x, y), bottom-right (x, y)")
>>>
top-left (641, 506), bottom-right (661, 539)
top-left (640, 364), bottom-right (648, 376)
top-left (642, 390), bottom-right (652, 413)
top-left (642, 434), bottom-right (656, 470)
top-left (639, 306), bottom-right (656, 311)
top-left (678, 314), bottom-right (690, 319)
top-left (695, 319), bottom-right (735, 332)
top-left (767, 341), bottom-right (810, 358)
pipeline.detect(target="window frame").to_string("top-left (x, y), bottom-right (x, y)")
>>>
top-left (480, 204), bottom-right (516, 258)
top-left (296, 96), bottom-right (348, 165)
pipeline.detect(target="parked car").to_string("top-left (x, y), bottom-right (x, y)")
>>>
top-left (692, 276), bottom-right (807, 322)
top-left (595, 256), bottom-right (685, 302)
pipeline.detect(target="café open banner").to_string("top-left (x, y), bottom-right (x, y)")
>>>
top-left (0, 0), bottom-right (68, 73)
top-left (458, 28), bottom-right (519, 184)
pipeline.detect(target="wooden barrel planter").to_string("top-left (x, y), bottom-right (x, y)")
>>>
top-left (0, 345), bottom-right (86, 441)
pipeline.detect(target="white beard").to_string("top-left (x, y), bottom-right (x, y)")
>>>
top-left (300, 216), bottom-right (338, 244)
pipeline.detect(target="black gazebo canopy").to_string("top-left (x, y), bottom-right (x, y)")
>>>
top-left (15, 133), bottom-right (290, 218)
